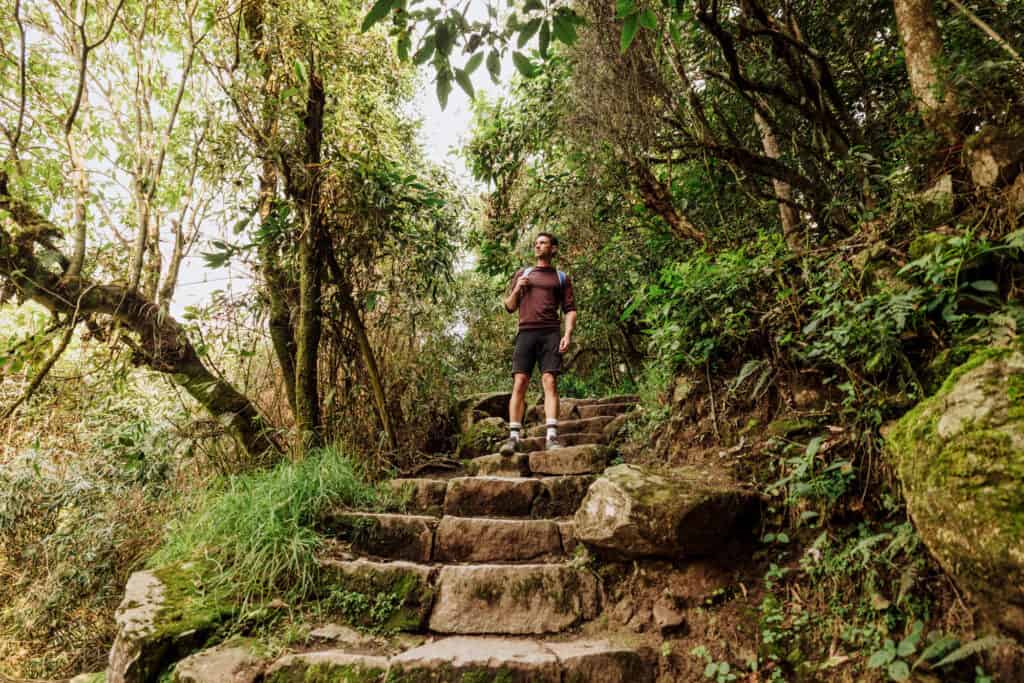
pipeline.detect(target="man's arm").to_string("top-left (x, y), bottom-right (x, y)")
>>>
top-left (559, 310), bottom-right (577, 353)
top-left (504, 272), bottom-right (528, 312)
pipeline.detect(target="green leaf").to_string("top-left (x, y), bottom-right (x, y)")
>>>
top-left (435, 22), bottom-right (454, 56)
top-left (670, 20), bottom-right (682, 44)
top-left (639, 8), bottom-right (658, 30)
top-left (436, 73), bottom-right (452, 110)
top-left (615, 0), bottom-right (636, 19)
top-left (620, 13), bottom-right (640, 53)
top-left (512, 51), bottom-right (536, 77)
top-left (486, 49), bottom-right (501, 83)
top-left (538, 20), bottom-right (550, 58)
top-left (465, 51), bottom-right (484, 74)
top-left (868, 649), bottom-right (894, 669)
top-left (970, 280), bottom-right (999, 292)
top-left (552, 13), bottom-right (578, 44)
top-left (888, 661), bottom-right (910, 681)
top-left (933, 636), bottom-right (1010, 668)
top-left (413, 36), bottom-right (436, 64)
top-left (914, 635), bottom-right (959, 668)
top-left (454, 68), bottom-right (474, 99)
top-left (397, 33), bottom-right (411, 61)
top-left (361, 0), bottom-right (394, 32)
top-left (518, 17), bottom-right (542, 47)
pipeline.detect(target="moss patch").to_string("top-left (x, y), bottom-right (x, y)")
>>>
top-left (887, 349), bottom-right (1024, 633)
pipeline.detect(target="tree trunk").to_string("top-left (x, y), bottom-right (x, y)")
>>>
top-left (0, 174), bottom-right (281, 462)
top-left (753, 110), bottom-right (802, 250)
top-left (894, 0), bottom-right (960, 142)
top-left (625, 155), bottom-right (707, 244)
top-left (292, 68), bottom-right (327, 453)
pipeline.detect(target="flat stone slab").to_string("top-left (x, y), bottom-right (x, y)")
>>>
top-left (529, 445), bottom-right (609, 475)
top-left (516, 432), bottom-right (602, 452)
top-left (319, 512), bottom-right (437, 562)
top-left (466, 453), bottom-right (530, 477)
top-left (532, 475), bottom-right (595, 518)
top-left (385, 479), bottom-right (447, 515)
top-left (434, 517), bottom-right (564, 563)
top-left (429, 564), bottom-right (600, 634)
top-left (526, 416), bottom-right (615, 437)
top-left (318, 559), bottom-right (436, 632)
top-left (171, 640), bottom-right (265, 683)
top-left (546, 640), bottom-right (656, 683)
top-left (263, 651), bottom-right (389, 682)
top-left (390, 637), bottom-right (561, 682)
top-left (443, 477), bottom-right (540, 517)
top-left (577, 402), bottom-right (637, 419)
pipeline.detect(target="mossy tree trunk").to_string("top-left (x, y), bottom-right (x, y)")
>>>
top-left (0, 172), bottom-right (281, 462)
top-left (894, 0), bottom-right (961, 143)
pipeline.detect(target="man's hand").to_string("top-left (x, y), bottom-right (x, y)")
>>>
top-left (559, 333), bottom-right (571, 353)
top-left (514, 275), bottom-right (530, 292)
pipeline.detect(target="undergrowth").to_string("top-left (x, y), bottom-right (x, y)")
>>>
top-left (148, 444), bottom-right (389, 608)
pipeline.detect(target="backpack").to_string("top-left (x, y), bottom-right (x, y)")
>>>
top-left (522, 266), bottom-right (568, 302)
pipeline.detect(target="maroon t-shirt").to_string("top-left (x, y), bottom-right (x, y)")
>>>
top-left (507, 266), bottom-right (576, 331)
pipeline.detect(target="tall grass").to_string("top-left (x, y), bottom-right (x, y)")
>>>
top-left (148, 444), bottom-right (383, 606)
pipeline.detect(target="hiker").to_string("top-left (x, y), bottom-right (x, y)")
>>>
top-left (499, 232), bottom-right (577, 456)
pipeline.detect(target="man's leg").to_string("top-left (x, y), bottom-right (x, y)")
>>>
top-left (501, 368), bottom-right (532, 456)
top-left (542, 372), bottom-right (561, 449)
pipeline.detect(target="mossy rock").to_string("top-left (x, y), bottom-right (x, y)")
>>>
top-left (574, 464), bottom-right (761, 558)
top-left (765, 417), bottom-right (818, 438)
top-left (455, 417), bottom-right (507, 459)
top-left (318, 560), bottom-right (435, 633)
top-left (108, 564), bottom-right (234, 683)
top-left (264, 652), bottom-right (389, 683)
top-left (887, 346), bottom-right (1024, 636)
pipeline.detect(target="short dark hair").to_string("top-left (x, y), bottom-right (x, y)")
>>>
top-left (536, 232), bottom-right (559, 247)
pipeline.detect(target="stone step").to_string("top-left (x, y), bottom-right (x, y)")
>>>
top-left (443, 476), bottom-right (542, 517)
top-left (428, 564), bottom-right (601, 634)
top-left (321, 512), bottom-right (574, 563)
top-left (529, 444), bottom-right (610, 476)
top-left (577, 401), bottom-right (638, 419)
top-left (469, 444), bottom-right (609, 478)
top-left (434, 517), bottom-right (565, 563)
top-left (516, 430), bottom-right (602, 452)
top-left (383, 478), bottom-right (447, 515)
top-left (318, 560), bottom-right (601, 635)
top-left (261, 637), bottom-right (656, 682)
top-left (525, 395), bottom-right (639, 423)
top-left (319, 512), bottom-right (438, 562)
top-left (526, 415), bottom-right (615, 437)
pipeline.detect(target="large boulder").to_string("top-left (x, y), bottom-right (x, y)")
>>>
top-left (964, 125), bottom-right (1024, 189)
top-left (887, 347), bottom-right (1024, 636)
top-left (108, 565), bottom-right (232, 683)
top-left (455, 392), bottom-right (511, 432)
top-left (574, 464), bottom-right (760, 558)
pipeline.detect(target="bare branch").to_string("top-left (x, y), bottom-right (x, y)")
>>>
top-left (946, 0), bottom-right (1023, 67)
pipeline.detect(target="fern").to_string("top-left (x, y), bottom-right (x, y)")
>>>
top-left (932, 635), bottom-right (1009, 668)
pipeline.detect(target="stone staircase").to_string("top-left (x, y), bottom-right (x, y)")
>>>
top-left (105, 395), bottom-right (660, 682)
top-left (282, 395), bottom-right (652, 680)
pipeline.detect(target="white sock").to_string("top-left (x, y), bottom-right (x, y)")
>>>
top-left (546, 419), bottom-right (557, 440)
top-left (509, 422), bottom-right (522, 441)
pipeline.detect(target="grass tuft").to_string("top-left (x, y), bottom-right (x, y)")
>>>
top-left (148, 443), bottom-right (384, 607)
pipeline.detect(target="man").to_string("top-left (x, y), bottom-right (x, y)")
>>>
top-left (499, 232), bottom-right (577, 455)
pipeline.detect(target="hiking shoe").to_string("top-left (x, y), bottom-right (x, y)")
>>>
top-left (499, 438), bottom-right (521, 457)
top-left (545, 435), bottom-right (563, 450)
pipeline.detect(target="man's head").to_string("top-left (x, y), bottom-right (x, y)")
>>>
top-left (534, 232), bottom-right (559, 261)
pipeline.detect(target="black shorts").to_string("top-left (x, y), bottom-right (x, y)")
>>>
top-left (512, 328), bottom-right (562, 376)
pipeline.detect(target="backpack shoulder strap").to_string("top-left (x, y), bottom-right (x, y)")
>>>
top-left (557, 271), bottom-right (566, 290)
top-left (523, 266), bottom-right (534, 277)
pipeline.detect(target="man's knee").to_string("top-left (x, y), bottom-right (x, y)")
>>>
top-left (512, 373), bottom-right (530, 393)
top-left (541, 373), bottom-right (558, 390)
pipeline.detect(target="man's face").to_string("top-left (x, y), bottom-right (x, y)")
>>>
top-left (534, 236), bottom-right (556, 259)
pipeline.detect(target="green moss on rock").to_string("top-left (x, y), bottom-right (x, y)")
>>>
top-left (887, 348), bottom-right (1024, 636)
